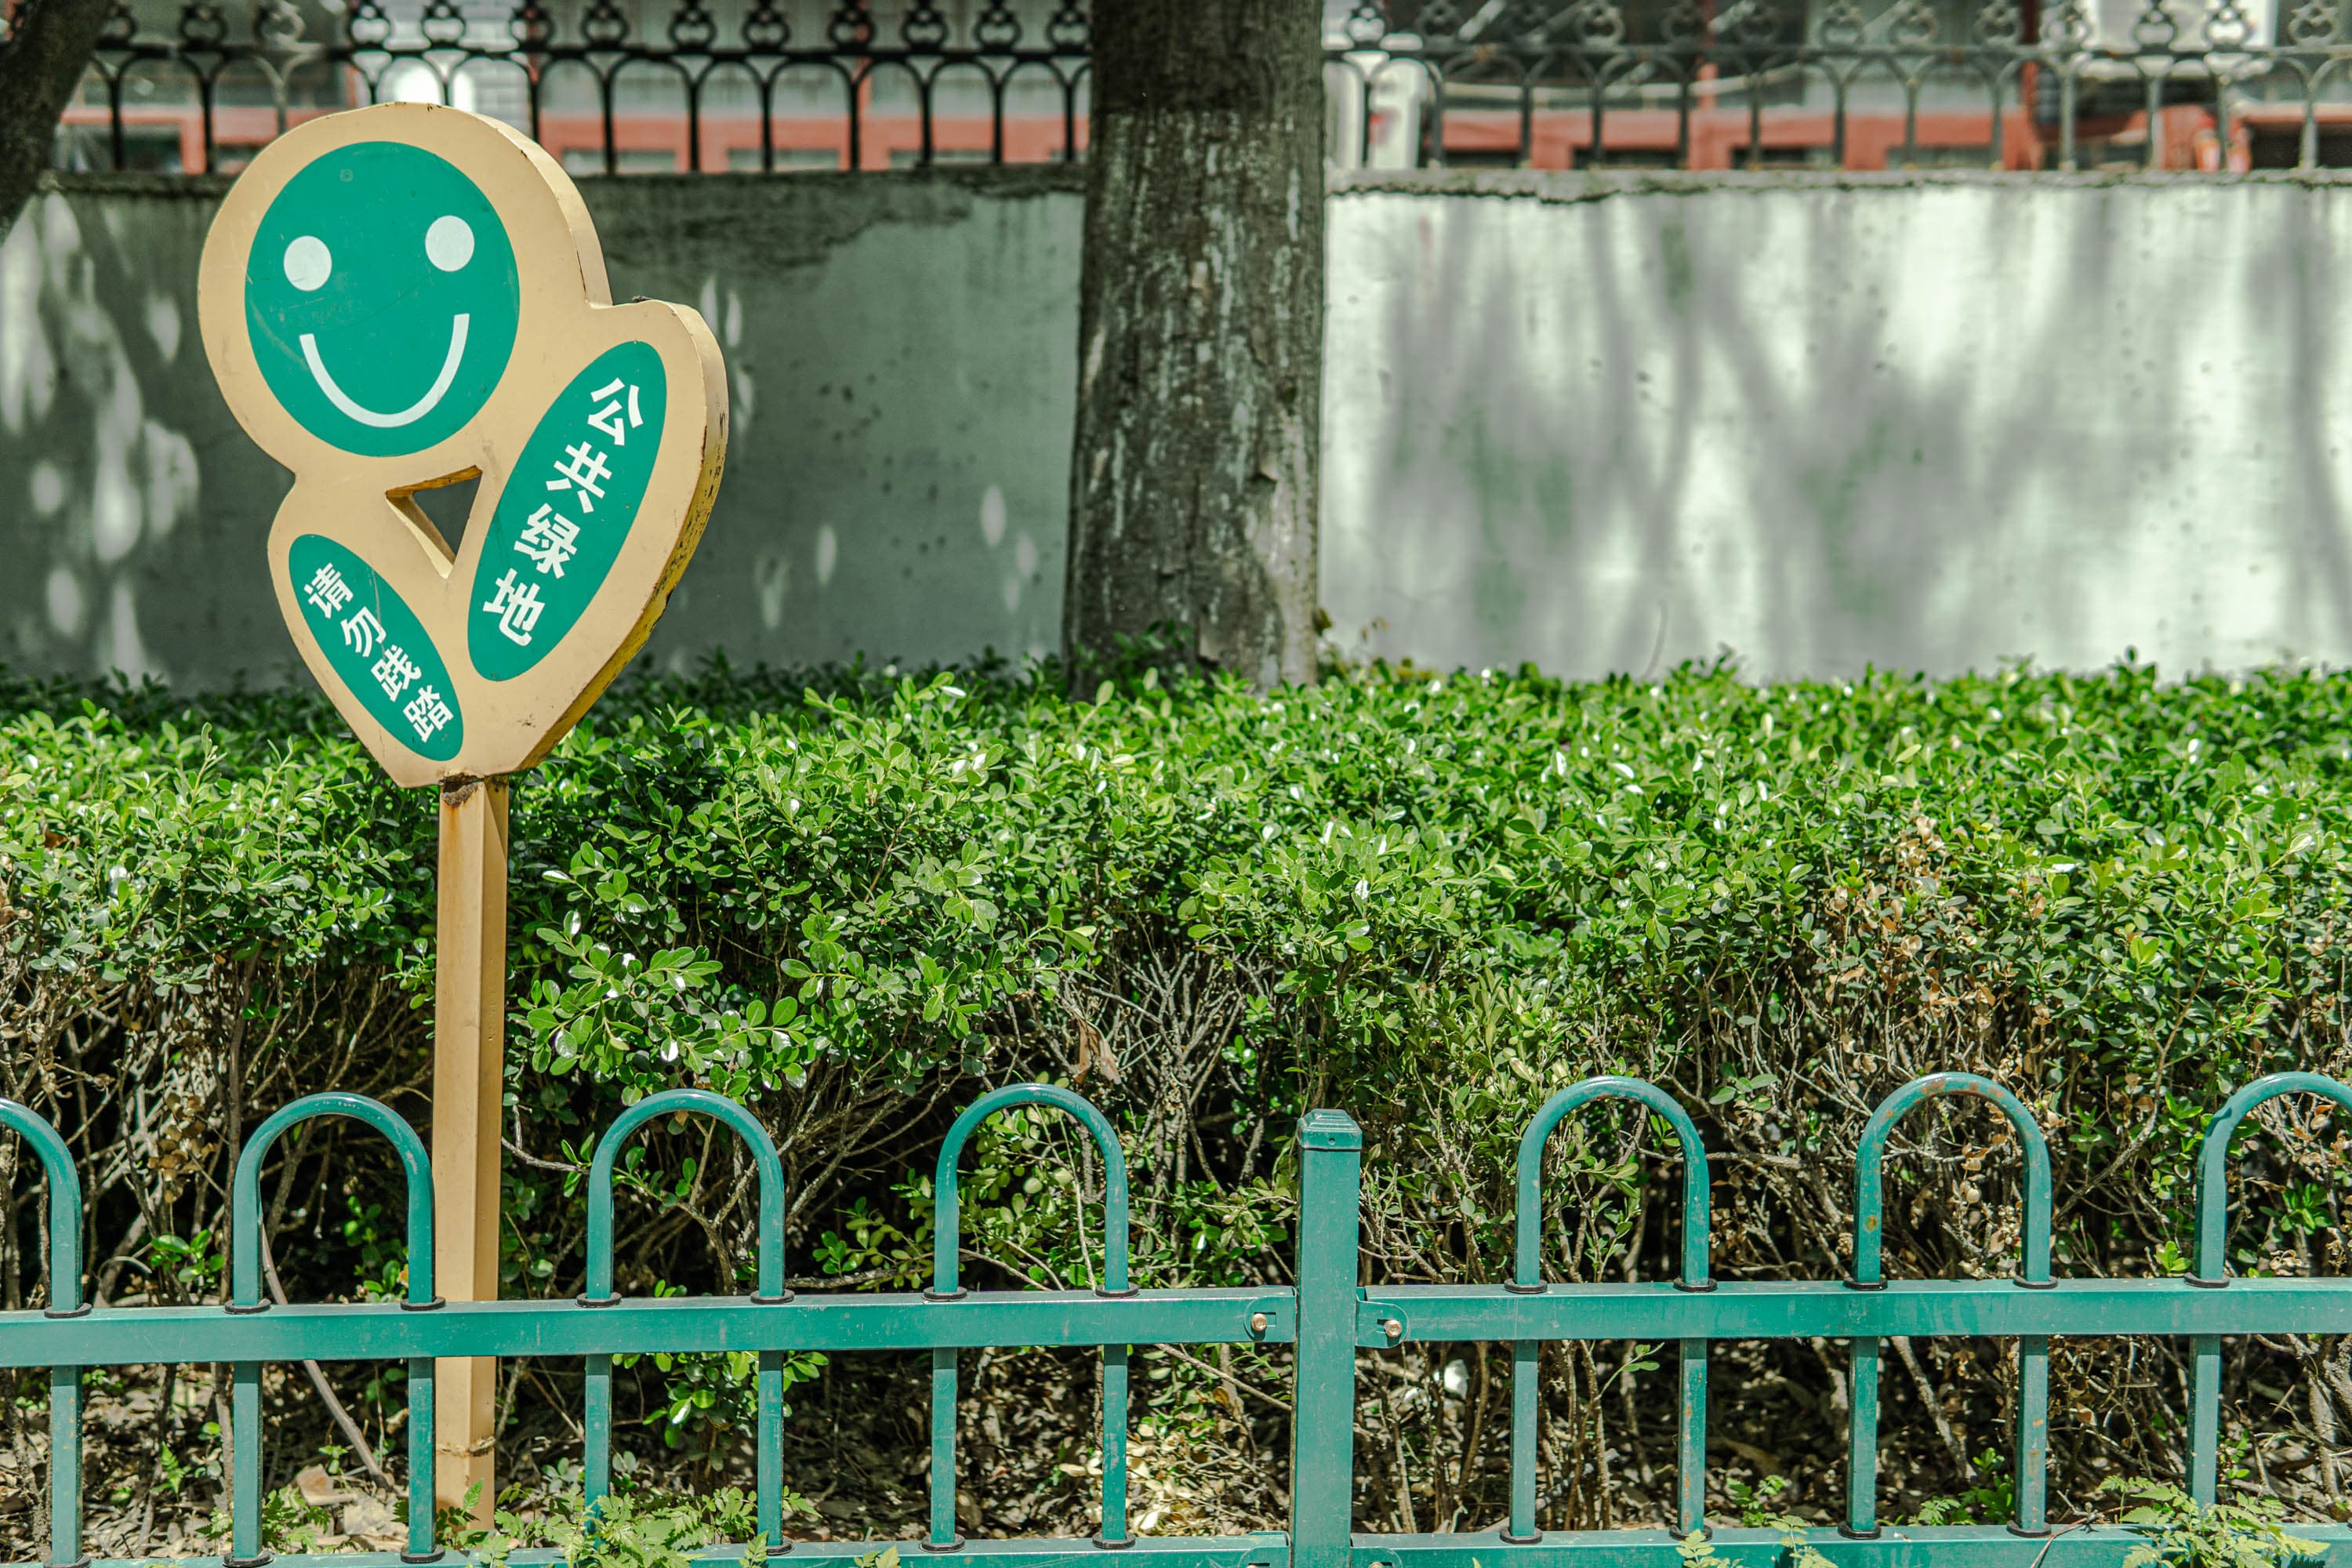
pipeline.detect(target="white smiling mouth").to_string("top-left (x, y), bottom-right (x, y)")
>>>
top-left (299, 314), bottom-right (470, 429)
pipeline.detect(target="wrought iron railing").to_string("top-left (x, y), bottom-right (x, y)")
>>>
top-left (1327, 0), bottom-right (2352, 171)
top-left (23, 1), bottom-right (1094, 176)
top-left (14, 0), bottom-right (2352, 176)
top-left (2, 1070), bottom-right (2351, 1567)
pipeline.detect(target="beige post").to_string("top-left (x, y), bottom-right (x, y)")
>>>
top-left (433, 778), bottom-right (510, 1526)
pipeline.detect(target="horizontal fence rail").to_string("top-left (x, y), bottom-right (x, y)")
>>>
top-left (18, 0), bottom-right (2352, 176)
top-left (1, 1071), bottom-right (2350, 1567)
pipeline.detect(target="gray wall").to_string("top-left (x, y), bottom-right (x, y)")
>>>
top-left (1323, 169), bottom-right (2352, 681)
top-left (5, 165), bottom-right (2351, 686)
top-left (0, 169), bottom-right (1081, 688)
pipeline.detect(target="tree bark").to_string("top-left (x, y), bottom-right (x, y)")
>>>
top-left (0, 0), bottom-right (113, 244)
top-left (1061, 0), bottom-right (1325, 691)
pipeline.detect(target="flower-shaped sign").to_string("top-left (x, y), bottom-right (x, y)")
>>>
top-left (200, 102), bottom-right (725, 786)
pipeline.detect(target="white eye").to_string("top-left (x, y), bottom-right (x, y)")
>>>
top-left (283, 234), bottom-right (331, 292)
top-left (426, 214), bottom-right (474, 272)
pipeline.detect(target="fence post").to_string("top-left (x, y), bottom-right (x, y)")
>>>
top-left (1291, 1110), bottom-right (1362, 1568)
top-left (1, 1101), bottom-right (86, 1568)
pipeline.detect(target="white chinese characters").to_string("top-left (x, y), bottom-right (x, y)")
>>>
top-left (403, 684), bottom-right (454, 742)
top-left (498, 376), bottom-right (646, 620)
top-left (588, 378), bottom-right (644, 445)
top-left (482, 568), bottom-right (545, 646)
top-left (300, 559), bottom-right (447, 748)
top-left (304, 563), bottom-right (354, 618)
top-left (546, 441), bottom-right (610, 514)
top-left (517, 505), bottom-right (580, 576)
top-left (342, 608), bottom-right (386, 659)
top-left (372, 644), bottom-right (421, 700)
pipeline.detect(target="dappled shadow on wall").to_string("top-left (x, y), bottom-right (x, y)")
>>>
top-left (1320, 181), bottom-right (2352, 679)
top-left (2, 193), bottom-right (198, 681)
top-left (1, 191), bottom-right (323, 686)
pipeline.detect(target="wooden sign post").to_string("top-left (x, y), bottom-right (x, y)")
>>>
top-left (198, 102), bottom-right (728, 1523)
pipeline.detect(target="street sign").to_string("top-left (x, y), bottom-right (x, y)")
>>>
top-left (198, 100), bottom-right (728, 1520)
top-left (200, 101), bottom-right (725, 787)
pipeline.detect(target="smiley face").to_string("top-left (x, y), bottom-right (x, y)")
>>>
top-left (242, 141), bottom-right (521, 457)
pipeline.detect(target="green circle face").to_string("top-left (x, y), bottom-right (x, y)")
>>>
top-left (245, 142), bottom-right (521, 457)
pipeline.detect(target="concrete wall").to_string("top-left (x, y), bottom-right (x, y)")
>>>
top-left (5, 165), bottom-right (2352, 686)
top-left (0, 169), bottom-right (1082, 688)
top-left (1323, 169), bottom-right (2352, 680)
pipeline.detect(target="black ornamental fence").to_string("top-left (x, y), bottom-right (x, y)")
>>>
top-left (11, 0), bottom-right (2352, 176)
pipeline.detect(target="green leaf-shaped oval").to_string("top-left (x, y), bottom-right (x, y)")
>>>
top-left (469, 341), bottom-right (668, 681)
top-left (288, 532), bottom-right (464, 761)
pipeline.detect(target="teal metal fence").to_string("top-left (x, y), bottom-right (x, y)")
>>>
top-left (2, 1070), bottom-right (2350, 1568)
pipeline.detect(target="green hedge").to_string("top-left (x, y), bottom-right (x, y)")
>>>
top-left (5, 657), bottom-right (2350, 1515)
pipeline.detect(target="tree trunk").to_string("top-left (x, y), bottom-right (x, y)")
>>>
top-left (1061, 0), bottom-right (1325, 691)
top-left (0, 0), bottom-right (114, 243)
